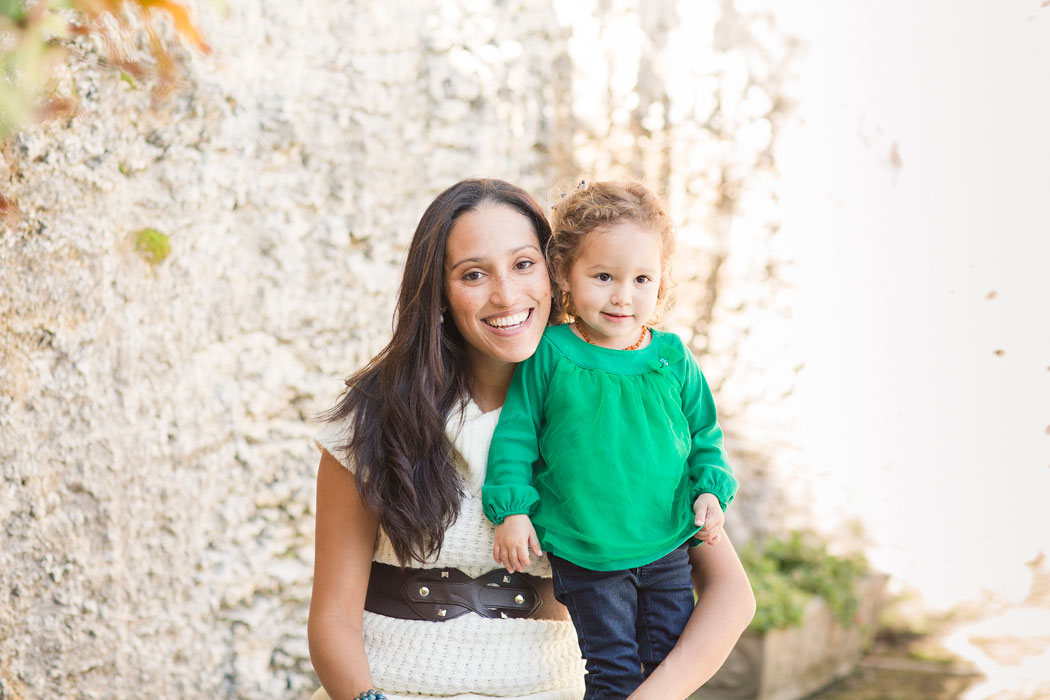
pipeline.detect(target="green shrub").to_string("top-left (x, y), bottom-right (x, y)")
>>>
top-left (741, 531), bottom-right (868, 632)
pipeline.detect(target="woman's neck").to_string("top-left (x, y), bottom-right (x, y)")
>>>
top-left (465, 350), bottom-right (515, 413)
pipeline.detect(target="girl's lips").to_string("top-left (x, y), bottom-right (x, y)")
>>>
top-left (601, 312), bottom-right (634, 322)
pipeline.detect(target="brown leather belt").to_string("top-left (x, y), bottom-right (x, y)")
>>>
top-left (365, 562), bottom-right (569, 622)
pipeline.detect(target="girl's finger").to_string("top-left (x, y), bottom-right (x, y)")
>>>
top-left (518, 543), bottom-right (531, 569)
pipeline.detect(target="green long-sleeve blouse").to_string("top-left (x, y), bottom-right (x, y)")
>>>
top-left (482, 323), bottom-right (737, 571)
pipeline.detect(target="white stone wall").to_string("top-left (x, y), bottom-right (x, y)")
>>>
top-left (0, 1), bottom-right (797, 697)
top-left (0, 1), bottom-right (574, 697)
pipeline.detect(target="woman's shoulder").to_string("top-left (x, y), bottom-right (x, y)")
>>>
top-left (315, 417), bottom-right (355, 472)
top-left (317, 397), bottom-right (494, 477)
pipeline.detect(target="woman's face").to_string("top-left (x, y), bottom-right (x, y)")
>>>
top-left (444, 203), bottom-right (552, 372)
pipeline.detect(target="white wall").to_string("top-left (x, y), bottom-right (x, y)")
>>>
top-left (769, 0), bottom-right (1050, 609)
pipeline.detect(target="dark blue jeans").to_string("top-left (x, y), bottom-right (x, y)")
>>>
top-left (549, 544), bottom-right (694, 700)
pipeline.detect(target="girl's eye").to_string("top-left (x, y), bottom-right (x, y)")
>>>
top-left (635, 275), bottom-right (651, 284)
top-left (596, 273), bottom-right (612, 282)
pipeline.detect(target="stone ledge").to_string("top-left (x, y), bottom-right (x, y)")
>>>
top-left (697, 573), bottom-right (889, 700)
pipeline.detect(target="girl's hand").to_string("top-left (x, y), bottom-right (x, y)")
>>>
top-left (692, 493), bottom-right (725, 546)
top-left (493, 514), bottom-right (543, 573)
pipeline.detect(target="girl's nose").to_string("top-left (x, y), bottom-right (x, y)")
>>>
top-left (610, 284), bottom-right (630, 306)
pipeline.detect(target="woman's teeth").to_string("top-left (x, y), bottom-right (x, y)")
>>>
top-left (486, 311), bottom-right (530, 328)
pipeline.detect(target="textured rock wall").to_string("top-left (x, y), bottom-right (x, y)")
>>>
top-left (0, 1), bottom-right (571, 697)
top-left (0, 1), bottom-right (795, 698)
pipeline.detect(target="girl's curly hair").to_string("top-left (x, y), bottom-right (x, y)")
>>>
top-left (547, 180), bottom-right (676, 324)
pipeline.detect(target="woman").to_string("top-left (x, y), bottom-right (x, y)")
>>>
top-left (308, 179), bottom-right (755, 700)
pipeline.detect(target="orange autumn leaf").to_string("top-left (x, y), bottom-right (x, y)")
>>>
top-left (38, 97), bottom-right (78, 121)
top-left (0, 192), bottom-right (20, 224)
top-left (72, 0), bottom-right (210, 54)
top-left (137, 0), bottom-right (211, 54)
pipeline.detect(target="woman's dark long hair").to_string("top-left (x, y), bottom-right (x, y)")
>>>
top-left (322, 179), bottom-right (556, 566)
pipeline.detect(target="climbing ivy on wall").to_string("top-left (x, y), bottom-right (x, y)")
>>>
top-left (0, 0), bottom-right (209, 138)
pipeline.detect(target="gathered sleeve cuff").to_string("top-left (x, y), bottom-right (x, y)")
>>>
top-left (481, 483), bottom-right (541, 525)
top-left (691, 469), bottom-right (738, 512)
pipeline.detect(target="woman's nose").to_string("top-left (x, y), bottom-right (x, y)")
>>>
top-left (489, 273), bottom-right (516, 305)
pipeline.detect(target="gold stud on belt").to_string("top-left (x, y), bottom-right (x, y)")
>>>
top-left (514, 594), bottom-right (525, 604)
top-left (419, 586), bottom-right (430, 597)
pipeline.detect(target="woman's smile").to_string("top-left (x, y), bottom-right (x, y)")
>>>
top-left (483, 308), bottom-right (533, 331)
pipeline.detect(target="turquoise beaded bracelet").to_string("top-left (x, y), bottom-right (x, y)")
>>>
top-left (355, 691), bottom-right (386, 700)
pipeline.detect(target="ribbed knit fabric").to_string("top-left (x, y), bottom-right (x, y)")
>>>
top-left (314, 400), bottom-right (585, 700)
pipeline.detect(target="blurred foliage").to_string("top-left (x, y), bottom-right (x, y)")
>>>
top-left (742, 531), bottom-right (868, 632)
top-left (134, 227), bottom-right (169, 265)
top-left (0, 0), bottom-right (209, 138)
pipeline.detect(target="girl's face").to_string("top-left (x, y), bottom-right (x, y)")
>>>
top-left (565, 221), bottom-right (663, 349)
top-left (444, 203), bottom-right (552, 372)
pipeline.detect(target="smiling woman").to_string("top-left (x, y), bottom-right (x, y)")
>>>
top-left (444, 203), bottom-right (552, 411)
top-left (308, 179), bottom-right (588, 700)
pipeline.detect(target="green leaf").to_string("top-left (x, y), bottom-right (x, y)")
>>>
top-left (0, 0), bottom-right (25, 22)
top-left (135, 228), bottom-right (171, 266)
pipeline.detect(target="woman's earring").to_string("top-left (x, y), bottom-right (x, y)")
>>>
top-left (439, 306), bottom-right (447, 324)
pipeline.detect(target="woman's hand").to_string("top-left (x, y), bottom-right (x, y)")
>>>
top-left (692, 492), bottom-right (725, 545)
top-left (493, 514), bottom-right (543, 572)
top-left (627, 532), bottom-right (756, 700)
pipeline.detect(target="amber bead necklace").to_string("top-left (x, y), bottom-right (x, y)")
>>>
top-left (575, 321), bottom-right (648, 351)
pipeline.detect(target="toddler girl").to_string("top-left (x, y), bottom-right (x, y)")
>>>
top-left (482, 180), bottom-right (737, 700)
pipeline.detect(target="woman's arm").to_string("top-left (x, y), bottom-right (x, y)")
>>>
top-left (308, 449), bottom-right (379, 700)
top-left (628, 534), bottom-right (756, 700)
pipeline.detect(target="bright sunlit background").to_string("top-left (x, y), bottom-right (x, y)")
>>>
top-left (774, 0), bottom-right (1050, 610)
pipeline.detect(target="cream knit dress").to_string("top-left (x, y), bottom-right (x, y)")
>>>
top-left (313, 400), bottom-right (585, 700)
